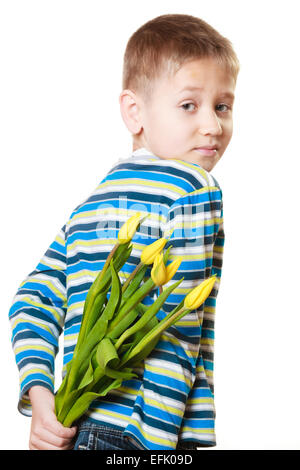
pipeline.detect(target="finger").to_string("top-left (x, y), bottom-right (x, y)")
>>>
top-left (36, 440), bottom-right (73, 450)
top-left (29, 443), bottom-right (38, 450)
top-left (33, 427), bottom-right (75, 449)
top-left (43, 417), bottom-right (77, 439)
top-left (30, 435), bottom-right (74, 451)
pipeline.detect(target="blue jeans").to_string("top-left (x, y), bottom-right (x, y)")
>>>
top-left (73, 421), bottom-right (143, 450)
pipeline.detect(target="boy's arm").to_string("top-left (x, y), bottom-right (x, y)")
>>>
top-left (200, 202), bottom-right (224, 391)
top-left (178, 203), bottom-right (225, 445)
top-left (123, 185), bottom-right (223, 450)
top-left (8, 224), bottom-right (68, 416)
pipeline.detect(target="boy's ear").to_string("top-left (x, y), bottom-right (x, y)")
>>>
top-left (119, 89), bottom-right (143, 135)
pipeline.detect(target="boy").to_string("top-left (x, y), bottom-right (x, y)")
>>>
top-left (8, 14), bottom-right (239, 450)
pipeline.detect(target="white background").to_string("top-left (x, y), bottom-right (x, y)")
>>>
top-left (1, 0), bottom-right (299, 450)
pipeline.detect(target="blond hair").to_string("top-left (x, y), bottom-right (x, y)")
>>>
top-left (122, 14), bottom-right (240, 102)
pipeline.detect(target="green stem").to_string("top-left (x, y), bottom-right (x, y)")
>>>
top-left (121, 261), bottom-right (144, 292)
top-left (120, 305), bottom-right (191, 367)
top-left (114, 277), bottom-right (184, 350)
top-left (61, 375), bottom-right (109, 427)
top-left (74, 242), bottom-right (120, 355)
top-left (102, 243), bottom-right (120, 278)
top-left (107, 276), bottom-right (155, 333)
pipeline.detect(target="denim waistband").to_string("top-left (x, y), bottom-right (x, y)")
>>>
top-left (76, 419), bottom-right (145, 450)
top-left (77, 418), bottom-right (198, 450)
top-left (77, 420), bottom-right (125, 436)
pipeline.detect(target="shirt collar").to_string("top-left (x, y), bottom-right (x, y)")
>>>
top-left (132, 147), bottom-right (158, 158)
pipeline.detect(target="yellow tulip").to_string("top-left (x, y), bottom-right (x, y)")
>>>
top-left (118, 212), bottom-right (145, 244)
top-left (165, 256), bottom-right (183, 283)
top-left (151, 252), bottom-right (167, 286)
top-left (184, 274), bottom-right (217, 310)
top-left (141, 238), bottom-right (167, 265)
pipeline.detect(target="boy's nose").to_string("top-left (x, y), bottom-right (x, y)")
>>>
top-left (197, 112), bottom-right (222, 136)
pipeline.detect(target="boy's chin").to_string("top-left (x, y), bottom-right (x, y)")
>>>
top-left (181, 150), bottom-right (220, 172)
top-left (194, 157), bottom-right (220, 173)
top-left (189, 158), bottom-right (216, 172)
top-left (201, 162), bottom-right (215, 172)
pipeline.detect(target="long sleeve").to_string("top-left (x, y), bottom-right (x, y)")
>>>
top-left (8, 224), bottom-right (67, 416)
top-left (178, 200), bottom-right (225, 446)
top-left (123, 184), bottom-right (223, 449)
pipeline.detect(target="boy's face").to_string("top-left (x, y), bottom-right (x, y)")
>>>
top-left (134, 57), bottom-right (236, 172)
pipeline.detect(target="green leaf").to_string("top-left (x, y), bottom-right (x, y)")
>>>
top-left (96, 337), bottom-right (120, 370)
top-left (66, 316), bottom-right (109, 391)
top-left (121, 334), bottom-right (160, 368)
top-left (62, 378), bottom-right (123, 427)
top-left (118, 342), bottom-right (134, 355)
top-left (76, 242), bottom-right (132, 351)
top-left (104, 366), bottom-right (137, 380)
top-left (77, 358), bottom-right (94, 391)
top-left (121, 264), bottom-right (148, 305)
top-left (106, 305), bottom-right (140, 341)
top-left (163, 245), bottom-right (173, 264)
top-left (54, 360), bottom-right (73, 416)
top-left (62, 391), bottom-right (102, 427)
top-left (57, 389), bottom-right (81, 424)
top-left (78, 258), bottom-right (122, 361)
top-left (83, 290), bottom-right (107, 340)
top-left (115, 277), bottom-right (183, 349)
top-left (102, 259), bottom-right (122, 321)
top-left (107, 276), bottom-right (155, 333)
top-left (120, 296), bottom-right (187, 368)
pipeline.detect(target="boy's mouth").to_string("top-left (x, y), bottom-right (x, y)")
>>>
top-left (194, 147), bottom-right (218, 156)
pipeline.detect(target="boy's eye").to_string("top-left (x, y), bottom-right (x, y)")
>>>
top-left (181, 102), bottom-right (196, 112)
top-left (181, 102), bottom-right (232, 113)
top-left (217, 103), bottom-right (232, 112)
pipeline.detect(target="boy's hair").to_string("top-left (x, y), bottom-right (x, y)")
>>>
top-left (122, 14), bottom-right (240, 102)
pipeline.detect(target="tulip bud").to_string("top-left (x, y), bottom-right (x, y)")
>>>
top-left (118, 212), bottom-right (143, 244)
top-left (165, 256), bottom-right (183, 283)
top-left (151, 252), bottom-right (167, 286)
top-left (184, 274), bottom-right (217, 310)
top-left (141, 238), bottom-right (167, 265)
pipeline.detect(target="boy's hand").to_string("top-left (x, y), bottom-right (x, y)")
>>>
top-left (28, 386), bottom-right (77, 450)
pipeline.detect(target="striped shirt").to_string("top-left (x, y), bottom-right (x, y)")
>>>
top-left (8, 147), bottom-right (224, 450)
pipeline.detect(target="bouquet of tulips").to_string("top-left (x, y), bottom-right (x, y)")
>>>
top-left (54, 212), bottom-right (217, 427)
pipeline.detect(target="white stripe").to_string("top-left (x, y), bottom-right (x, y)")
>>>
top-left (11, 310), bottom-right (61, 336)
top-left (94, 183), bottom-right (180, 201)
top-left (147, 357), bottom-right (194, 382)
top-left (19, 361), bottom-right (51, 376)
top-left (143, 387), bottom-right (186, 413)
top-left (23, 272), bottom-right (66, 296)
top-left (179, 431), bottom-right (215, 442)
top-left (12, 337), bottom-right (56, 349)
top-left (184, 403), bottom-right (215, 411)
top-left (87, 409), bottom-right (131, 428)
top-left (128, 410), bottom-right (178, 443)
top-left (39, 255), bottom-right (65, 270)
